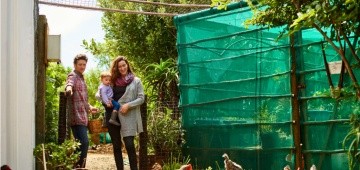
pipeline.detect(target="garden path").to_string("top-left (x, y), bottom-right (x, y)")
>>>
top-left (86, 144), bottom-right (130, 170)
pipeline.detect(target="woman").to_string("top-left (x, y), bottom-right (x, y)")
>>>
top-left (104, 56), bottom-right (145, 170)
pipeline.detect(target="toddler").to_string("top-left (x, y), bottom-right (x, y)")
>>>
top-left (96, 71), bottom-right (121, 126)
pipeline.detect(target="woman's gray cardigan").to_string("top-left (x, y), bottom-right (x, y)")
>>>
top-left (117, 77), bottom-right (145, 137)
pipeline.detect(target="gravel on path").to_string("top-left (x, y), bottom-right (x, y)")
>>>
top-left (86, 144), bottom-right (130, 170)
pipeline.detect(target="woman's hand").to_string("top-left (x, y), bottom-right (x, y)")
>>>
top-left (120, 103), bottom-right (130, 115)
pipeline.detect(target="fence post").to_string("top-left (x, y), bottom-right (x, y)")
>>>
top-left (58, 92), bottom-right (67, 144)
top-left (290, 33), bottom-right (303, 170)
top-left (139, 95), bottom-right (148, 170)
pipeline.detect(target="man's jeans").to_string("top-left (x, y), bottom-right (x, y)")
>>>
top-left (71, 125), bottom-right (89, 168)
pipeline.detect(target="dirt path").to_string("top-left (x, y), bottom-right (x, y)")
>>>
top-left (86, 144), bottom-right (130, 170)
top-left (86, 153), bottom-right (117, 170)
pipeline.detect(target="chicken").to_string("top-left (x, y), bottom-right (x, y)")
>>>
top-left (151, 162), bottom-right (162, 170)
top-left (283, 165), bottom-right (291, 170)
top-left (1, 165), bottom-right (11, 170)
top-left (310, 164), bottom-right (316, 170)
top-left (178, 164), bottom-right (192, 170)
top-left (222, 153), bottom-right (243, 170)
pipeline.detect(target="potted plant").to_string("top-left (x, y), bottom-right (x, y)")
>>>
top-left (33, 139), bottom-right (80, 170)
top-left (88, 110), bottom-right (107, 134)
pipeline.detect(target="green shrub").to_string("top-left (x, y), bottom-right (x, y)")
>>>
top-left (33, 139), bottom-right (80, 170)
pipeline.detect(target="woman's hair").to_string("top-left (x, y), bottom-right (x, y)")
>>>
top-left (73, 54), bottom-right (88, 64)
top-left (110, 56), bottom-right (133, 84)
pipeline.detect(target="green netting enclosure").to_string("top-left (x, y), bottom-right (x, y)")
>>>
top-left (174, 2), bottom-right (360, 170)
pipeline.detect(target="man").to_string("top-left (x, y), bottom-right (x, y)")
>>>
top-left (65, 54), bottom-right (98, 168)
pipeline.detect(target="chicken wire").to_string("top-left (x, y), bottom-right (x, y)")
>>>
top-left (39, 0), bottom-right (98, 7)
top-left (174, 2), bottom-right (359, 170)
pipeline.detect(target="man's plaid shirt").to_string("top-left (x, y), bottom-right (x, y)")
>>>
top-left (66, 70), bottom-right (90, 126)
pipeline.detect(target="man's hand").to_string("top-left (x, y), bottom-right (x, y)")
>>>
top-left (65, 86), bottom-right (73, 96)
top-left (89, 106), bottom-right (99, 114)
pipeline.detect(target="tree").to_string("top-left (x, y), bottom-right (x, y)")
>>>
top-left (245, 0), bottom-right (360, 95)
top-left (83, 0), bottom-right (210, 105)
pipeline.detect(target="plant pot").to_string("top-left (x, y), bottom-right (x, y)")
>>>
top-left (147, 154), bottom-right (170, 170)
top-left (90, 133), bottom-right (100, 145)
top-left (88, 119), bottom-right (108, 134)
top-left (147, 154), bottom-right (157, 170)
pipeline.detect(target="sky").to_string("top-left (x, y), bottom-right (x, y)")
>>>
top-left (39, 5), bottom-right (105, 71)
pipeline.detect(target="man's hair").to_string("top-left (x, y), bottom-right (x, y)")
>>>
top-left (73, 54), bottom-right (88, 64)
top-left (100, 71), bottom-right (111, 80)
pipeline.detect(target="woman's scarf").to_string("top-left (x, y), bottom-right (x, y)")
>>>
top-left (115, 72), bottom-right (135, 86)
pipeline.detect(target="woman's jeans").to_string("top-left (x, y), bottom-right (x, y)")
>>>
top-left (71, 125), bottom-right (89, 168)
top-left (106, 109), bottom-right (138, 170)
top-left (123, 136), bottom-right (137, 170)
top-left (107, 121), bottom-right (124, 169)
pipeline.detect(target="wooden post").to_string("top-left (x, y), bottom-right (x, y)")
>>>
top-left (58, 92), bottom-right (67, 144)
top-left (35, 14), bottom-right (47, 170)
top-left (139, 95), bottom-right (148, 170)
top-left (35, 15), bottom-right (47, 145)
top-left (290, 33), bottom-right (303, 170)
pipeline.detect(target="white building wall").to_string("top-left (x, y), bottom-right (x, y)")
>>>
top-left (0, 0), bottom-right (35, 169)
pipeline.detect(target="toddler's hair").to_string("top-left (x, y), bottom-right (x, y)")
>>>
top-left (100, 71), bottom-right (111, 80)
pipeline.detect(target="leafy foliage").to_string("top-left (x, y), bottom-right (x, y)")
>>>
top-left (33, 139), bottom-right (80, 170)
top-left (84, 0), bottom-right (179, 71)
top-left (257, 104), bottom-right (276, 133)
top-left (244, 0), bottom-right (360, 92)
top-left (210, 0), bottom-right (231, 10)
top-left (83, 0), bottom-right (211, 72)
top-left (147, 104), bottom-right (182, 156)
top-left (244, 0), bottom-right (359, 37)
top-left (45, 63), bottom-right (71, 143)
top-left (313, 86), bottom-right (358, 100)
top-left (144, 58), bottom-right (179, 103)
top-left (343, 113), bottom-right (360, 170)
top-left (85, 68), bottom-right (105, 113)
top-left (162, 154), bottom-right (191, 170)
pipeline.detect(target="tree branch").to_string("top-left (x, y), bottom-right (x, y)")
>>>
top-left (312, 23), bottom-right (359, 89)
top-left (352, 24), bottom-right (360, 51)
top-left (339, 25), bottom-right (360, 63)
top-left (338, 61), bottom-right (345, 89)
top-left (321, 43), bottom-right (334, 89)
